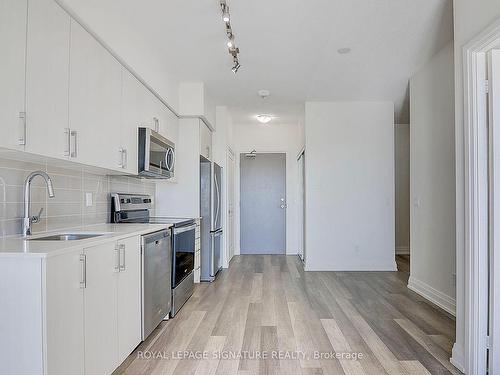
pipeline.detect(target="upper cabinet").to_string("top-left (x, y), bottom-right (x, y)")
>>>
top-left (0, 0), bottom-right (28, 150)
top-left (121, 70), bottom-right (178, 174)
top-left (200, 121), bottom-right (212, 160)
top-left (25, 0), bottom-right (70, 160)
top-left (69, 20), bottom-right (122, 171)
top-left (0, 0), bottom-right (179, 175)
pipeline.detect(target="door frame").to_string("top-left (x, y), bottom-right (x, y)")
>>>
top-left (224, 146), bottom-right (236, 267)
top-left (236, 151), bottom-right (287, 255)
top-left (459, 17), bottom-right (500, 374)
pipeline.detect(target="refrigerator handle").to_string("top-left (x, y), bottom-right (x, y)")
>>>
top-left (214, 170), bottom-right (220, 227)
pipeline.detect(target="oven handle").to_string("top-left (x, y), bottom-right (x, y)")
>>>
top-left (173, 224), bottom-right (197, 235)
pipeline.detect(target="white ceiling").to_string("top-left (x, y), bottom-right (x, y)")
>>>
top-left (58, 0), bottom-right (453, 125)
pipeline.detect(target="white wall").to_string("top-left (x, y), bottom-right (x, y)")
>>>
top-left (155, 118), bottom-right (200, 218)
top-left (395, 124), bottom-right (410, 254)
top-left (409, 42), bottom-right (456, 316)
top-left (305, 101), bottom-right (395, 271)
top-left (233, 122), bottom-right (303, 256)
top-left (453, 2), bottom-right (500, 368)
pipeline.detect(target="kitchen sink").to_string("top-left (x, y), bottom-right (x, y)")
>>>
top-left (27, 233), bottom-right (107, 241)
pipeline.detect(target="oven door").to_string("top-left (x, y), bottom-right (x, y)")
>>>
top-left (172, 224), bottom-right (196, 288)
top-left (138, 127), bottom-right (175, 179)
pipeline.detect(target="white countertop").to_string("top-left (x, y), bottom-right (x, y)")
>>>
top-left (0, 223), bottom-right (171, 258)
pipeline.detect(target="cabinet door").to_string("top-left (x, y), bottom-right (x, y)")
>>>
top-left (84, 242), bottom-right (118, 375)
top-left (0, 0), bottom-right (27, 150)
top-left (45, 250), bottom-right (85, 375)
top-left (25, 0), bottom-right (70, 159)
top-left (69, 20), bottom-right (122, 170)
top-left (121, 69), bottom-right (154, 174)
top-left (157, 100), bottom-right (179, 144)
top-left (117, 236), bottom-right (141, 362)
top-left (200, 121), bottom-right (212, 160)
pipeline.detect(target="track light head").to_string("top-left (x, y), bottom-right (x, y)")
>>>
top-left (222, 5), bottom-right (230, 22)
top-left (232, 61), bottom-right (241, 74)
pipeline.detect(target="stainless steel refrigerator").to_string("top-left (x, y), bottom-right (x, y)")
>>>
top-left (200, 157), bottom-right (223, 281)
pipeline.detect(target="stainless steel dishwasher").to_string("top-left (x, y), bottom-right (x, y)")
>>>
top-left (141, 229), bottom-right (172, 340)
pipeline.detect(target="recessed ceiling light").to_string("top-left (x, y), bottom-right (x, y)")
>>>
top-left (256, 114), bottom-right (273, 124)
top-left (258, 89), bottom-right (270, 98)
top-left (337, 47), bottom-right (351, 54)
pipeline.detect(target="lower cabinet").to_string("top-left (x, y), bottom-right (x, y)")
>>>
top-left (32, 235), bottom-right (141, 375)
top-left (83, 242), bottom-right (119, 375)
top-left (116, 236), bottom-right (142, 362)
top-left (45, 249), bottom-right (85, 375)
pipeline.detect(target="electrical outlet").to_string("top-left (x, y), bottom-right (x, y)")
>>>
top-left (85, 192), bottom-right (93, 207)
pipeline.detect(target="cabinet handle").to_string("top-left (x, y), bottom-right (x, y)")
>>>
top-left (115, 244), bottom-right (120, 272)
top-left (118, 148), bottom-right (124, 168)
top-left (18, 112), bottom-right (26, 145)
top-left (79, 254), bottom-right (86, 289)
top-left (64, 128), bottom-right (71, 156)
top-left (119, 244), bottom-right (126, 271)
top-left (70, 130), bottom-right (77, 158)
top-left (153, 117), bottom-right (159, 133)
top-left (122, 148), bottom-right (127, 169)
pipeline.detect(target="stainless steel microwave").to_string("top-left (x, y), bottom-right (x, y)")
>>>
top-left (138, 127), bottom-right (175, 179)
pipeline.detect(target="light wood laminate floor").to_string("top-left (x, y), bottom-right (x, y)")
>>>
top-left (114, 255), bottom-right (461, 375)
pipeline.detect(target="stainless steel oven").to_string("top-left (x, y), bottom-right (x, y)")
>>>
top-left (138, 127), bottom-right (175, 179)
top-left (171, 221), bottom-right (196, 316)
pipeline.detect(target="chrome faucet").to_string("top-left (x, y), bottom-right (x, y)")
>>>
top-left (23, 171), bottom-right (55, 236)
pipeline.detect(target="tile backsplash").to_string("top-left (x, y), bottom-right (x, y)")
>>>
top-left (0, 157), bottom-right (156, 237)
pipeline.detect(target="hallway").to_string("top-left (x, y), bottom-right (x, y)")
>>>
top-left (115, 255), bottom-right (459, 375)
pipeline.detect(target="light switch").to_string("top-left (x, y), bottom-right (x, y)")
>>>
top-left (85, 192), bottom-right (93, 207)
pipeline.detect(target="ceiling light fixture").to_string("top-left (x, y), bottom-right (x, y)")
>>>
top-left (256, 114), bottom-right (273, 124)
top-left (219, 0), bottom-right (241, 73)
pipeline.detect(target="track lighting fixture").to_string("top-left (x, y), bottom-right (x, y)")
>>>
top-left (219, 0), bottom-right (241, 73)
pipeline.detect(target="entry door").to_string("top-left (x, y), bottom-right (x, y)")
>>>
top-left (297, 151), bottom-right (305, 262)
top-left (488, 49), bottom-right (500, 374)
top-left (240, 153), bottom-right (286, 254)
top-left (227, 150), bottom-right (236, 262)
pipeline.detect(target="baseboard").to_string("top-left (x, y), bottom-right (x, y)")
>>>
top-left (395, 246), bottom-right (410, 255)
top-left (450, 343), bottom-right (465, 373)
top-left (407, 276), bottom-right (456, 316)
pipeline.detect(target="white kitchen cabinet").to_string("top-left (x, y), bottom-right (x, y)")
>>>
top-left (156, 98), bottom-right (179, 144)
top-left (83, 242), bottom-right (119, 375)
top-left (116, 236), bottom-right (142, 362)
top-left (69, 20), bottom-right (122, 171)
top-left (200, 121), bottom-right (212, 160)
top-left (0, 0), bottom-right (27, 151)
top-left (45, 249), bottom-right (85, 375)
top-left (25, 0), bottom-right (70, 160)
top-left (121, 69), bottom-right (155, 174)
